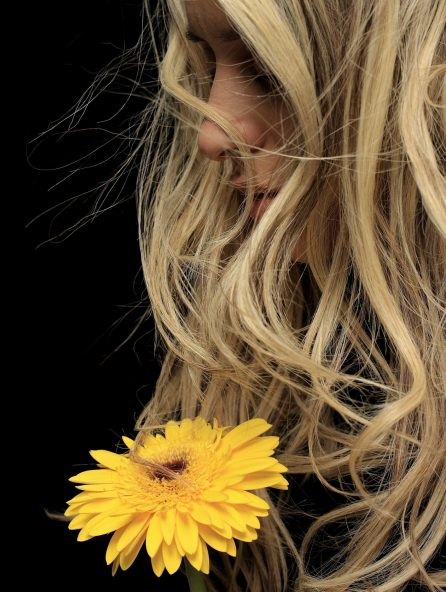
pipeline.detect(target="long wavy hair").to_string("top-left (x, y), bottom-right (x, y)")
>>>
top-left (76, 0), bottom-right (445, 590)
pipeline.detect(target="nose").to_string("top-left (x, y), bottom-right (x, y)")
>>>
top-left (197, 118), bottom-right (236, 161)
top-left (198, 116), bottom-right (267, 162)
top-left (197, 80), bottom-right (267, 162)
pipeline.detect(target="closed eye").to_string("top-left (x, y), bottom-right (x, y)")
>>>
top-left (189, 40), bottom-right (278, 91)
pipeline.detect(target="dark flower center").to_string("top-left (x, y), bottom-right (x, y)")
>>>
top-left (152, 458), bottom-right (188, 480)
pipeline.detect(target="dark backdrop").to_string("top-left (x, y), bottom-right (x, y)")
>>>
top-left (25, 1), bottom-right (185, 587)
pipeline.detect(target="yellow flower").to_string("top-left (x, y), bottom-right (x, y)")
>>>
top-left (65, 417), bottom-right (288, 577)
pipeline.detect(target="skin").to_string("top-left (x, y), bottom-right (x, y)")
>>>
top-left (184, 0), bottom-right (308, 263)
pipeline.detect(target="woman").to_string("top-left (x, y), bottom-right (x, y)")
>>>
top-left (66, 0), bottom-right (445, 590)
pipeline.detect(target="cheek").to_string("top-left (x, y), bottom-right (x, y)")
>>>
top-left (291, 227), bottom-right (308, 262)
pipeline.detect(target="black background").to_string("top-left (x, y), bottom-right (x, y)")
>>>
top-left (25, 1), bottom-right (185, 587)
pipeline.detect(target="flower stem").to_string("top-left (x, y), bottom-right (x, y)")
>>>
top-left (185, 560), bottom-right (207, 592)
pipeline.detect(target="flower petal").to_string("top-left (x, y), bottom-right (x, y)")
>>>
top-left (222, 419), bottom-right (272, 449)
top-left (146, 513), bottom-right (163, 558)
top-left (193, 416), bottom-right (208, 430)
top-left (243, 512), bottom-right (260, 529)
top-left (176, 511), bottom-right (199, 555)
top-left (69, 469), bottom-right (116, 484)
top-left (65, 503), bottom-right (87, 517)
top-left (211, 474), bottom-right (245, 489)
top-left (179, 418), bottom-right (193, 435)
top-left (225, 537), bottom-right (237, 557)
top-left (222, 504), bottom-right (261, 529)
top-left (201, 502), bottom-right (225, 529)
top-left (202, 490), bottom-right (227, 502)
top-left (122, 436), bottom-right (135, 449)
top-left (233, 472), bottom-right (288, 490)
top-left (198, 525), bottom-right (229, 552)
top-left (74, 484), bottom-right (115, 492)
top-left (227, 490), bottom-right (270, 510)
top-left (270, 477), bottom-right (289, 490)
top-left (87, 513), bottom-right (134, 537)
top-left (160, 508), bottom-right (176, 545)
top-left (73, 499), bottom-right (124, 515)
top-left (201, 540), bottom-right (210, 574)
top-left (111, 557), bottom-right (120, 576)
top-left (190, 503), bottom-right (212, 525)
top-left (230, 436), bottom-right (279, 457)
top-left (210, 521), bottom-right (232, 539)
top-left (151, 546), bottom-right (165, 577)
top-left (77, 528), bottom-right (94, 542)
top-left (106, 527), bottom-right (126, 565)
top-left (231, 525), bottom-right (258, 542)
top-left (119, 527), bottom-right (147, 571)
top-left (68, 514), bottom-right (91, 530)
top-left (117, 514), bottom-right (150, 552)
top-left (186, 535), bottom-right (204, 571)
top-left (224, 457), bottom-right (279, 474)
top-left (165, 421), bottom-right (180, 441)
top-left (221, 489), bottom-right (253, 504)
top-left (173, 524), bottom-right (185, 556)
top-left (69, 490), bottom-right (117, 502)
top-left (266, 462), bottom-right (288, 473)
top-left (161, 540), bottom-right (182, 575)
top-left (208, 503), bottom-right (246, 531)
top-left (89, 449), bottom-right (123, 470)
top-left (67, 491), bottom-right (101, 504)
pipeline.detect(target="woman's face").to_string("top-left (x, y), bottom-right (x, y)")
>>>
top-left (184, 0), bottom-right (308, 263)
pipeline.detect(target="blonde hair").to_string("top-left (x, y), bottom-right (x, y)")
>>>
top-left (61, 0), bottom-right (446, 589)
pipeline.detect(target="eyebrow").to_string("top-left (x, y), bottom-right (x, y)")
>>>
top-left (185, 27), bottom-right (241, 43)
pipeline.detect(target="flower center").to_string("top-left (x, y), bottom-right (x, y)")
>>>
top-left (152, 458), bottom-right (188, 481)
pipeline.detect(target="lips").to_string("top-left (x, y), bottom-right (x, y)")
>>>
top-left (249, 191), bottom-right (279, 219)
top-left (234, 185), bottom-right (281, 218)
top-left (254, 190), bottom-right (279, 199)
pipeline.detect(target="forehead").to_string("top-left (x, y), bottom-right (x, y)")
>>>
top-left (184, 0), bottom-right (232, 36)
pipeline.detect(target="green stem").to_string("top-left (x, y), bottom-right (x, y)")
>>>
top-left (185, 560), bottom-right (207, 592)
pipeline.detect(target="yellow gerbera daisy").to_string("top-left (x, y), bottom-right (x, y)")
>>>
top-left (65, 417), bottom-right (288, 577)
